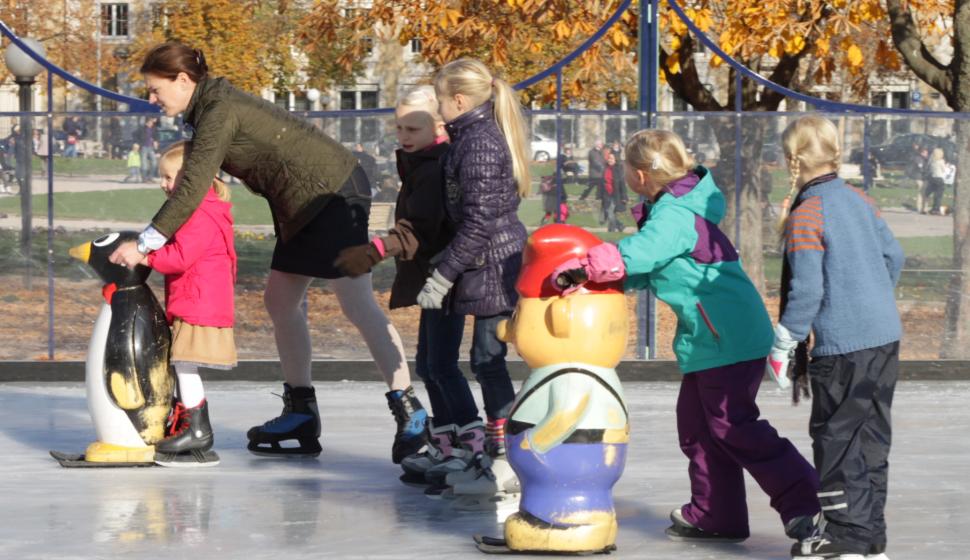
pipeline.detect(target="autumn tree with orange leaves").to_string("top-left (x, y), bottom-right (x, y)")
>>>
top-left (0, 0), bottom-right (106, 106)
top-left (302, 0), bottom-right (638, 107)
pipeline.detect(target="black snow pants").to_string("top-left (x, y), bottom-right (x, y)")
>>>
top-left (808, 341), bottom-right (899, 554)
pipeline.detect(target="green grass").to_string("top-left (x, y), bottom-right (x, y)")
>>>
top-left (0, 185), bottom-right (274, 224)
top-left (0, 227), bottom-right (957, 303)
top-left (33, 155), bottom-right (127, 175)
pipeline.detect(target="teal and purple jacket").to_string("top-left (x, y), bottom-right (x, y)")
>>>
top-left (618, 167), bottom-right (773, 373)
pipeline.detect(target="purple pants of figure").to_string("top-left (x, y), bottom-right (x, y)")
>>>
top-left (677, 357), bottom-right (820, 537)
top-left (507, 432), bottom-right (626, 526)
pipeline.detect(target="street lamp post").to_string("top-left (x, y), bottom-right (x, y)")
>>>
top-left (4, 37), bottom-right (46, 288)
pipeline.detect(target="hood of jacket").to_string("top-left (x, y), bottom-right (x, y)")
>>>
top-left (655, 166), bottom-right (724, 225)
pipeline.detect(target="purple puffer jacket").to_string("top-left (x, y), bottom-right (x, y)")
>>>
top-left (438, 101), bottom-right (527, 316)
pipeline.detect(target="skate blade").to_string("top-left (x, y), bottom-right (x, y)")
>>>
top-left (423, 483), bottom-right (452, 499)
top-left (474, 535), bottom-right (618, 556)
top-left (50, 450), bottom-right (155, 469)
top-left (400, 475), bottom-right (432, 488)
top-left (451, 492), bottom-right (520, 512)
top-left (154, 449), bottom-right (221, 468)
top-left (247, 442), bottom-right (321, 458)
top-left (664, 526), bottom-right (747, 544)
top-left (248, 450), bottom-right (320, 459)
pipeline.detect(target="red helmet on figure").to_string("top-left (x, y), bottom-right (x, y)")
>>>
top-left (516, 224), bottom-right (624, 298)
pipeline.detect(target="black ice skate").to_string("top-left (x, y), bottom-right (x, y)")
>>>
top-left (790, 533), bottom-right (868, 559)
top-left (386, 386), bottom-right (429, 464)
top-left (247, 383), bottom-right (322, 457)
top-left (154, 400), bottom-right (220, 468)
top-left (664, 507), bottom-right (748, 543)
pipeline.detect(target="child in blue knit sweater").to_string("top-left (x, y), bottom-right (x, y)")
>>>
top-left (772, 116), bottom-right (904, 560)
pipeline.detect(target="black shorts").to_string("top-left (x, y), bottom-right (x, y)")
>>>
top-left (271, 165), bottom-right (371, 279)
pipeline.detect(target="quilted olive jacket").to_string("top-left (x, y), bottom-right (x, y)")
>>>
top-left (151, 77), bottom-right (358, 242)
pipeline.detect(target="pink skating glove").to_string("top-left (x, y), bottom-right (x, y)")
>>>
top-left (584, 243), bottom-right (625, 283)
top-left (550, 243), bottom-right (626, 295)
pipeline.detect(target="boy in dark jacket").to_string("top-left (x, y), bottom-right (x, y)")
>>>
top-left (335, 86), bottom-right (483, 481)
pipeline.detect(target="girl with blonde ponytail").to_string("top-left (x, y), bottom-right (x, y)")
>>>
top-left (413, 58), bottom-right (531, 487)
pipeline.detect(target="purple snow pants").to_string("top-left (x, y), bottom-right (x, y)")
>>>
top-left (677, 357), bottom-right (820, 536)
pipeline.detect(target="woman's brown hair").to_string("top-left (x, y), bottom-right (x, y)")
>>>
top-left (140, 42), bottom-right (208, 82)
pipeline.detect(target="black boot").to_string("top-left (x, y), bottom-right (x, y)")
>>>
top-left (154, 400), bottom-right (220, 467)
top-left (386, 386), bottom-right (429, 464)
top-left (156, 399), bottom-right (214, 453)
top-left (791, 533), bottom-right (868, 558)
top-left (664, 507), bottom-right (748, 543)
top-left (247, 383), bottom-right (322, 457)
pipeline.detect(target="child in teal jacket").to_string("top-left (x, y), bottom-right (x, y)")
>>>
top-left (553, 129), bottom-right (820, 550)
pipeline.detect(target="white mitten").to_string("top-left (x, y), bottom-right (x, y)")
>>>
top-left (766, 323), bottom-right (797, 390)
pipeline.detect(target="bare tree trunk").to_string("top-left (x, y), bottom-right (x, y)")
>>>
top-left (709, 117), bottom-right (768, 295)
top-left (939, 3), bottom-right (970, 357)
top-left (941, 112), bottom-right (970, 357)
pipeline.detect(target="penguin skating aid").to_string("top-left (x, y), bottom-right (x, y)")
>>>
top-left (51, 232), bottom-right (177, 468)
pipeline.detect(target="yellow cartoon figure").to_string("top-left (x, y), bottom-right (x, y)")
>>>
top-left (476, 224), bottom-right (629, 554)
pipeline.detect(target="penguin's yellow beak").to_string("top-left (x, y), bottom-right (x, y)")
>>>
top-left (69, 242), bottom-right (91, 263)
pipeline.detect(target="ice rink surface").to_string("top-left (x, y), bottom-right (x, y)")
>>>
top-left (0, 380), bottom-right (966, 559)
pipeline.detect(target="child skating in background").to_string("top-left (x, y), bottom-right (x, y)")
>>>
top-left (123, 142), bottom-right (142, 183)
top-left (412, 58), bottom-right (530, 495)
top-left (136, 141), bottom-right (237, 467)
top-left (553, 129), bottom-right (821, 546)
top-left (334, 86), bottom-right (481, 483)
top-left (773, 116), bottom-right (903, 560)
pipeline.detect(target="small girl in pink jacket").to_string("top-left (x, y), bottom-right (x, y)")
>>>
top-left (137, 140), bottom-right (237, 467)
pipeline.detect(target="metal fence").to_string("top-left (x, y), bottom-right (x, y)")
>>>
top-left (0, 109), bottom-right (959, 362)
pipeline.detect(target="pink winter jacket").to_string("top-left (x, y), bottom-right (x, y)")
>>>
top-left (147, 187), bottom-right (236, 327)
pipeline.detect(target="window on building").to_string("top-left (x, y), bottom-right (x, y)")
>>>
top-left (340, 91), bottom-right (357, 111)
top-left (410, 38), bottom-right (422, 54)
top-left (101, 3), bottom-right (129, 37)
top-left (339, 90), bottom-right (382, 144)
top-left (274, 91), bottom-right (289, 110)
top-left (150, 4), bottom-right (166, 29)
top-left (362, 37), bottom-right (374, 56)
top-left (605, 91), bottom-right (622, 110)
top-left (292, 92), bottom-right (310, 112)
top-left (871, 91), bottom-right (911, 140)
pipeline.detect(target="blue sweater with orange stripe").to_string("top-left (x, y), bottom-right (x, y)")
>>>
top-left (781, 176), bottom-right (904, 356)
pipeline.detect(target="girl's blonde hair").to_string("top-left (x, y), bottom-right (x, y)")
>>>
top-left (434, 58), bottom-right (531, 197)
top-left (397, 85), bottom-right (444, 124)
top-left (931, 147), bottom-right (944, 161)
top-left (624, 129), bottom-right (696, 187)
top-left (160, 141), bottom-right (230, 202)
top-left (779, 115), bottom-right (841, 229)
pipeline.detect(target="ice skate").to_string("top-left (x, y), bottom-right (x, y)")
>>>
top-left (790, 532), bottom-right (866, 559)
top-left (247, 384), bottom-right (322, 457)
top-left (399, 423), bottom-right (455, 486)
top-left (423, 420), bottom-right (485, 493)
top-left (866, 543), bottom-right (889, 560)
top-left (386, 386), bottom-right (428, 464)
top-left (154, 400), bottom-right (220, 467)
top-left (665, 507), bottom-right (748, 543)
top-left (448, 455), bottom-right (521, 511)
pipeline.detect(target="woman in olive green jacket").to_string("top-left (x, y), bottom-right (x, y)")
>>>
top-left (110, 42), bottom-right (428, 462)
